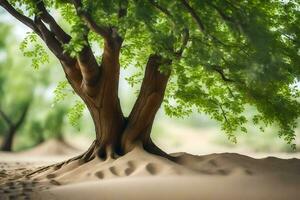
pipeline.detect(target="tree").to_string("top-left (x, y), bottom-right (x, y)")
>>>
top-left (0, 23), bottom-right (33, 151)
top-left (25, 106), bottom-right (68, 147)
top-left (0, 17), bottom-right (84, 151)
top-left (0, 102), bottom-right (30, 151)
top-left (0, 20), bottom-right (54, 151)
top-left (0, 0), bottom-right (299, 161)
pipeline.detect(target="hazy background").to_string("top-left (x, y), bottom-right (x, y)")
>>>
top-left (1, 11), bottom-right (300, 158)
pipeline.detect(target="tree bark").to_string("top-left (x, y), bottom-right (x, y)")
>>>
top-left (64, 54), bottom-right (171, 159)
top-left (121, 55), bottom-right (171, 153)
top-left (57, 32), bottom-right (127, 159)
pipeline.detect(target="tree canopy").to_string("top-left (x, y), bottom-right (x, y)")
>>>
top-left (1, 0), bottom-right (299, 148)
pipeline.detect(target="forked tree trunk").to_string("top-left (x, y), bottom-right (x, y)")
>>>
top-left (92, 61), bottom-right (169, 159)
top-left (63, 51), bottom-right (171, 160)
top-left (0, 103), bottom-right (30, 152)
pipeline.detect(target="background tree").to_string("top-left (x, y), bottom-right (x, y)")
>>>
top-left (23, 106), bottom-right (68, 147)
top-left (0, 102), bottom-right (30, 151)
top-left (0, 23), bottom-right (32, 151)
top-left (0, 19), bottom-right (79, 151)
top-left (0, 0), bottom-right (299, 161)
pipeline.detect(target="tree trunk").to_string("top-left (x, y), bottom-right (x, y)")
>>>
top-left (48, 29), bottom-right (172, 160)
top-left (1, 127), bottom-right (16, 151)
top-left (65, 54), bottom-right (171, 160)
top-left (121, 55), bottom-right (171, 153)
top-left (0, 0), bottom-right (179, 162)
top-left (0, 103), bottom-right (30, 152)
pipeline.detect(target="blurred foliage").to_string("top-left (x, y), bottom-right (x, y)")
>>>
top-left (0, 23), bottom-right (35, 140)
top-left (0, 20), bottom-right (86, 151)
top-left (213, 125), bottom-right (300, 153)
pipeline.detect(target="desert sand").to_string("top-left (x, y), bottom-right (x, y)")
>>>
top-left (1, 142), bottom-right (300, 200)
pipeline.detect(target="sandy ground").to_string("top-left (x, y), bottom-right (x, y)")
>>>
top-left (1, 142), bottom-right (300, 200)
top-left (36, 176), bottom-right (300, 200)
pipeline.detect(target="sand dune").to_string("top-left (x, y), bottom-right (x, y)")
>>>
top-left (1, 146), bottom-right (300, 199)
top-left (18, 139), bottom-right (82, 156)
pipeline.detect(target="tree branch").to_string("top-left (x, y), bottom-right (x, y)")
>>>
top-left (208, 3), bottom-right (234, 23)
top-left (0, 0), bottom-right (84, 94)
top-left (0, 0), bottom-right (74, 62)
top-left (218, 104), bottom-right (232, 129)
top-left (62, 24), bottom-right (100, 96)
top-left (72, 0), bottom-right (124, 61)
top-left (180, 0), bottom-right (227, 46)
top-left (175, 28), bottom-right (190, 58)
top-left (36, 0), bottom-right (71, 44)
top-left (94, 30), bottom-right (123, 99)
top-left (34, 16), bottom-right (71, 62)
top-left (211, 65), bottom-right (234, 82)
top-left (118, 0), bottom-right (128, 19)
top-left (72, 0), bottom-right (124, 88)
top-left (72, 0), bottom-right (109, 39)
top-left (15, 102), bottom-right (30, 129)
top-left (0, 108), bottom-right (13, 126)
top-left (148, 0), bottom-right (177, 28)
top-left (206, 2), bottom-right (243, 34)
top-left (77, 44), bottom-right (101, 94)
top-left (147, 1), bottom-right (189, 59)
top-left (148, 0), bottom-right (173, 19)
top-left (121, 55), bottom-right (171, 151)
top-left (0, 0), bottom-right (41, 37)
top-left (130, 55), bottom-right (171, 115)
top-left (180, 0), bottom-right (205, 32)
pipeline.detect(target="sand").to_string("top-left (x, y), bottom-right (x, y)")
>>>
top-left (18, 139), bottom-right (82, 157)
top-left (36, 176), bottom-right (299, 200)
top-left (0, 145), bottom-right (300, 200)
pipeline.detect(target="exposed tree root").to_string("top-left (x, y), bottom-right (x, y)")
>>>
top-left (24, 139), bottom-right (178, 183)
top-left (144, 139), bottom-right (176, 161)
